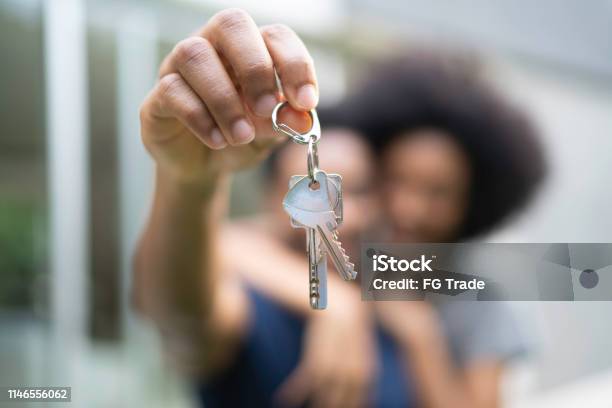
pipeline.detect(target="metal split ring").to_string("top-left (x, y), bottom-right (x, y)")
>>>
top-left (307, 135), bottom-right (319, 181)
top-left (271, 101), bottom-right (321, 145)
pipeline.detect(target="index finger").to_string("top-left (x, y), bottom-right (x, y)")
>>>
top-left (260, 24), bottom-right (318, 111)
top-left (202, 9), bottom-right (279, 117)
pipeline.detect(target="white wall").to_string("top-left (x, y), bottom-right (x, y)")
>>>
top-left (487, 56), bottom-right (612, 390)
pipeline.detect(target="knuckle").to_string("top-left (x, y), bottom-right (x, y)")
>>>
top-left (211, 8), bottom-right (251, 32)
top-left (210, 98), bottom-right (240, 122)
top-left (173, 37), bottom-right (212, 67)
top-left (157, 54), bottom-right (172, 78)
top-left (139, 99), bottom-right (152, 123)
top-left (237, 59), bottom-right (273, 83)
top-left (157, 73), bottom-right (183, 102)
top-left (205, 83), bottom-right (240, 113)
top-left (261, 23), bottom-right (293, 40)
top-left (139, 102), bottom-right (151, 127)
top-left (183, 105), bottom-right (209, 129)
top-left (183, 105), bottom-right (201, 123)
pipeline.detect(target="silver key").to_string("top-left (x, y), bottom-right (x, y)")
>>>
top-left (288, 176), bottom-right (330, 309)
top-left (288, 174), bottom-right (342, 309)
top-left (272, 100), bottom-right (355, 309)
top-left (283, 170), bottom-right (357, 281)
top-left (289, 174), bottom-right (343, 227)
top-left (307, 228), bottom-right (327, 308)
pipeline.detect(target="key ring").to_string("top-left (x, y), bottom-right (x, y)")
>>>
top-left (271, 101), bottom-right (321, 145)
top-left (307, 135), bottom-right (319, 181)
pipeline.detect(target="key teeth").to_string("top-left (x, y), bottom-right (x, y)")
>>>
top-left (330, 234), bottom-right (357, 280)
top-left (315, 222), bottom-right (357, 280)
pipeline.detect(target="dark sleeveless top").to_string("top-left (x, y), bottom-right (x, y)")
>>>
top-left (196, 287), bottom-right (417, 407)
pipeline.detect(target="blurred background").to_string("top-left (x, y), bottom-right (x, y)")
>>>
top-left (1, 0), bottom-right (611, 406)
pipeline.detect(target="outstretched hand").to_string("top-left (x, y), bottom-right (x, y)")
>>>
top-left (140, 8), bottom-right (317, 186)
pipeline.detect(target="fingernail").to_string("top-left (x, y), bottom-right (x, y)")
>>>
top-left (232, 119), bottom-right (254, 144)
top-left (209, 128), bottom-right (227, 149)
top-left (254, 94), bottom-right (278, 117)
top-left (296, 84), bottom-right (318, 110)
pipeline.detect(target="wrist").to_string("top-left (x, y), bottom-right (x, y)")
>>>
top-left (375, 301), bottom-right (444, 351)
top-left (319, 281), bottom-right (368, 321)
top-left (156, 166), bottom-right (228, 202)
top-left (398, 311), bottom-right (445, 352)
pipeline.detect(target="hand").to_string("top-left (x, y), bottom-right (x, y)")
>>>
top-left (139, 8), bottom-right (318, 186)
top-left (374, 301), bottom-right (443, 350)
top-left (275, 290), bottom-right (376, 408)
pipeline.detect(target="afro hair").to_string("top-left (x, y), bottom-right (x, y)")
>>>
top-left (319, 51), bottom-right (547, 239)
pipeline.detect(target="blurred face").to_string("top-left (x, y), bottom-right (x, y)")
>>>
top-left (381, 128), bottom-right (471, 242)
top-left (274, 128), bottom-right (376, 240)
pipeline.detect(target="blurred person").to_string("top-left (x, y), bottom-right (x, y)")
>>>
top-left (341, 53), bottom-right (545, 243)
top-left (222, 53), bottom-right (546, 408)
top-left (333, 53), bottom-right (546, 408)
top-left (133, 8), bottom-right (545, 408)
top-left (219, 129), bottom-right (379, 407)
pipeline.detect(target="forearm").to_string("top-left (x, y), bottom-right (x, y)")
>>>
top-left (401, 316), bottom-right (498, 408)
top-left (222, 224), bottom-right (361, 317)
top-left (399, 331), bottom-right (468, 408)
top-left (134, 7), bottom-right (321, 375)
top-left (133, 169), bottom-right (228, 333)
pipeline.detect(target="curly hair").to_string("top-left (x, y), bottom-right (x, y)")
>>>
top-left (319, 51), bottom-right (547, 239)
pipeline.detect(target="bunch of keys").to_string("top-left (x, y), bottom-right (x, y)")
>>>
top-left (272, 101), bottom-right (357, 310)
